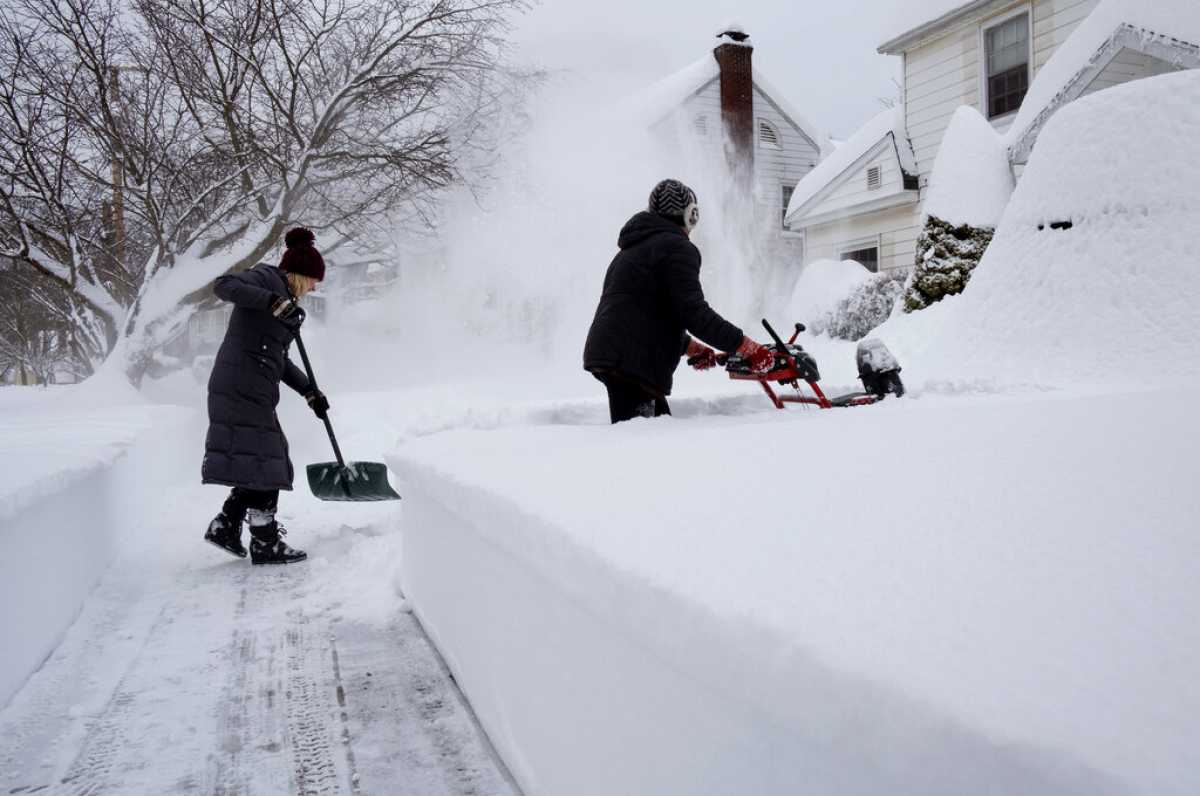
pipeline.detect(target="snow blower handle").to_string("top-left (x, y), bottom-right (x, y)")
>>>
top-left (762, 319), bottom-right (790, 351)
top-left (291, 319), bottom-right (347, 469)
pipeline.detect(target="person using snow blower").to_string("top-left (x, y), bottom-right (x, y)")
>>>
top-left (583, 179), bottom-right (773, 423)
top-left (201, 227), bottom-right (330, 565)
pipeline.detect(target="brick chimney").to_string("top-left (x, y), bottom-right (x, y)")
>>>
top-left (714, 27), bottom-right (754, 179)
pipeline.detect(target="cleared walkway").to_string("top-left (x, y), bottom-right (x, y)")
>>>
top-left (0, 477), bottom-right (518, 796)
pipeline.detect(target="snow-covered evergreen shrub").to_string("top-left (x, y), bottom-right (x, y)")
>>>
top-left (903, 215), bottom-right (995, 312)
top-left (816, 271), bottom-right (907, 341)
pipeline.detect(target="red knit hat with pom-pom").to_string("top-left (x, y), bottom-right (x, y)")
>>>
top-left (279, 227), bottom-right (325, 281)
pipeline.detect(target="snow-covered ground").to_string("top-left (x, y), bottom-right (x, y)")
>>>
top-left (0, 385), bottom-right (520, 794)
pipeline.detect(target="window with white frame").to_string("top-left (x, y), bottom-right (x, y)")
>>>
top-left (781, 184), bottom-right (795, 229)
top-left (758, 119), bottom-right (781, 149)
top-left (984, 12), bottom-right (1030, 119)
top-left (840, 245), bottom-right (879, 273)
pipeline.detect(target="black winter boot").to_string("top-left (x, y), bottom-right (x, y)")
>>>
top-left (248, 511), bottom-right (307, 565)
top-left (204, 513), bottom-right (248, 558)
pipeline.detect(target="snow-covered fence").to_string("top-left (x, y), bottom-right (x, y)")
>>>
top-left (0, 402), bottom-right (194, 708)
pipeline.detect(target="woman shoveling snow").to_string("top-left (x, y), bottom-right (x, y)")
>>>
top-left (201, 227), bottom-right (330, 565)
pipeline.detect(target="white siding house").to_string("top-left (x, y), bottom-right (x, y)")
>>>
top-left (785, 0), bottom-right (1200, 274)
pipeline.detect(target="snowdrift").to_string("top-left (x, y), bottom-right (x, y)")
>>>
top-left (389, 390), bottom-right (1200, 795)
top-left (878, 70), bottom-right (1200, 389)
top-left (0, 395), bottom-right (194, 707)
top-left (922, 106), bottom-right (1013, 228)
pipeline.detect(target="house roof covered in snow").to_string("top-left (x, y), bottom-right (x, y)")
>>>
top-left (1005, 0), bottom-right (1200, 163)
top-left (877, 0), bottom-right (1013, 55)
top-left (784, 105), bottom-right (917, 226)
top-left (628, 49), bottom-right (828, 157)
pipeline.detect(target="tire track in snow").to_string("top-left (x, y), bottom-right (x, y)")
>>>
top-left (207, 571), bottom-right (355, 796)
top-left (282, 618), bottom-right (353, 795)
top-left (57, 605), bottom-right (174, 795)
top-left (51, 560), bottom-right (252, 795)
top-left (332, 614), bottom-right (521, 796)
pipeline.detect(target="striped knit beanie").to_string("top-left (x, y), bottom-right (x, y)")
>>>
top-left (648, 179), bottom-right (700, 232)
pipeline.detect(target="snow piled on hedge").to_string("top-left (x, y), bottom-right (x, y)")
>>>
top-left (923, 106), bottom-right (1014, 228)
top-left (877, 69), bottom-right (1200, 389)
top-left (783, 259), bottom-right (874, 327)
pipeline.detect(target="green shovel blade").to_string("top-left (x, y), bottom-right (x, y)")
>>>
top-left (306, 461), bottom-right (401, 502)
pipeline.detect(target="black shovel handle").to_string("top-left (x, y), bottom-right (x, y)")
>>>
top-left (291, 322), bottom-right (346, 469)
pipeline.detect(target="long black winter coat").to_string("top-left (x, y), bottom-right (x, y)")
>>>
top-left (202, 264), bottom-right (311, 491)
top-left (583, 212), bottom-right (743, 396)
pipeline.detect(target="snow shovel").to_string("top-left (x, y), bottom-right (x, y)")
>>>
top-left (292, 326), bottom-right (401, 502)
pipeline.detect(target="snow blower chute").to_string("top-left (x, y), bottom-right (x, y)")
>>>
top-left (691, 319), bottom-right (905, 410)
top-left (292, 325), bottom-right (401, 502)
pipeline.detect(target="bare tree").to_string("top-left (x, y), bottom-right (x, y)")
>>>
top-left (0, 259), bottom-right (92, 383)
top-left (1, 0), bottom-right (527, 384)
top-left (0, 0), bottom-right (134, 369)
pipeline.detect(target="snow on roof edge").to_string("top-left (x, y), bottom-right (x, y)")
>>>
top-left (1003, 0), bottom-right (1200, 155)
top-left (625, 53), bottom-right (719, 127)
top-left (624, 50), bottom-right (827, 156)
top-left (877, 0), bottom-right (994, 54)
top-left (785, 105), bottom-right (914, 224)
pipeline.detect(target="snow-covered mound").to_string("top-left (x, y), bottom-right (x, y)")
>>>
top-left (784, 258), bottom-right (873, 328)
top-left (922, 106), bottom-right (1013, 228)
top-left (0, 396), bottom-right (194, 706)
top-left (879, 69), bottom-right (1200, 389)
top-left (391, 389), bottom-right (1200, 795)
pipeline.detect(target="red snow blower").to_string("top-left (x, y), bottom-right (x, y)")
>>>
top-left (691, 319), bottom-right (905, 410)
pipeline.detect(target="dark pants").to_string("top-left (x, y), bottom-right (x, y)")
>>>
top-left (597, 373), bottom-right (671, 424)
top-left (221, 487), bottom-right (279, 526)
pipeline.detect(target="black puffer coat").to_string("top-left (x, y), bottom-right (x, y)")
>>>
top-left (583, 212), bottom-right (743, 396)
top-left (201, 264), bottom-right (311, 491)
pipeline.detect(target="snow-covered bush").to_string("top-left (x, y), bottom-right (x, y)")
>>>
top-left (903, 106), bottom-right (1013, 313)
top-left (903, 217), bottom-right (995, 312)
top-left (784, 259), bottom-right (873, 328)
top-left (820, 271), bottom-right (907, 340)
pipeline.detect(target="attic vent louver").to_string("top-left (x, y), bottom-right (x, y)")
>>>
top-left (758, 119), bottom-right (781, 149)
top-left (694, 114), bottom-right (708, 137)
top-left (867, 165), bottom-right (882, 191)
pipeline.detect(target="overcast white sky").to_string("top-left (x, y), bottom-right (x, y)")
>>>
top-left (510, 0), bottom-right (962, 140)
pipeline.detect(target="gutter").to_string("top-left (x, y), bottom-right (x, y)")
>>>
top-left (877, 0), bottom-right (1000, 54)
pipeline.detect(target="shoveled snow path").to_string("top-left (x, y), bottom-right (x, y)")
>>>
top-left (0, 476), bottom-right (519, 796)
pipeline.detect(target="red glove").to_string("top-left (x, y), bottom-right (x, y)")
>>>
top-left (747, 346), bottom-right (775, 374)
top-left (688, 347), bottom-right (718, 371)
top-left (736, 337), bottom-right (775, 374)
top-left (685, 338), bottom-right (718, 371)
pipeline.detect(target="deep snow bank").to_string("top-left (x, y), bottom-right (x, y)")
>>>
top-left (877, 70), bottom-right (1200, 389)
top-left (389, 391), bottom-right (1199, 795)
top-left (0, 397), bottom-right (194, 707)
